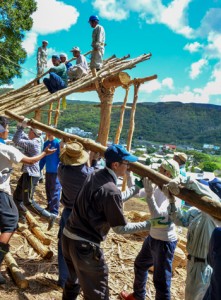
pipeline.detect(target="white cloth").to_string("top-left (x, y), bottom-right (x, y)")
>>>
top-left (0, 143), bottom-right (24, 194)
top-left (76, 54), bottom-right (88, 71)
top-left (147, 187), bottom-right (177, 242)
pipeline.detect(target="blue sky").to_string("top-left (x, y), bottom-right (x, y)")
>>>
top-left (10, 0), bottom-right (221, 105)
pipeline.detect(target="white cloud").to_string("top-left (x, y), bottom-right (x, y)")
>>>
top-left (160, 90), bottom-right (209, 103)
top-left (22, 0), bottom-right (79, 56)
top-left (93, 0), bottom-right (128, 20)
top-left (140, 79), bottom-right (162, 93)
top-left (204, 31), bottom-right (221, 59)
top-left (184, 42), bottom-right (202, 53)
top-left (196, 8), bottom-right (221, 38)
top-left (92, 0), bottom-right (193, 37)
top-left (189, 59), bottom-right (208, 79)
top-left (22, 32), bottom-right (38, 56)
top-left (162, 78), bottom-right (174, 89)
top-left (32, 0), bottom-right (79, 34)
top-left (140, 77), bottom-right (174, 93)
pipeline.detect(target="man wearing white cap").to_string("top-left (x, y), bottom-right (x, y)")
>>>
top-left (37, 40), bottom-right (48, 83)
top-left (68, 47), bottom-right (88, 81)
top-left (59, 53), bottom-right (72, 70)
top-left (12, 118), bottom-right (57, 230)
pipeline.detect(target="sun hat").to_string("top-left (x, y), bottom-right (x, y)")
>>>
top-left (174, 152), bottom-right (187, 163)
top-left (104, 144), bottom-right (138, 164)
top-left (161, 159), bottom-right (180, 179)
top-left (70, 46), bottom-right (81, 52)
top-left (59, 141), bottom-right (89, 166)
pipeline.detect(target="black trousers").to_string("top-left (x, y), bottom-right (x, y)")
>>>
top-left (13, 173), bottom-right (49, 218)
top-left (62, 235), bottom-right (109, 300)
top-left (0, 191), bottom-right (18, 233)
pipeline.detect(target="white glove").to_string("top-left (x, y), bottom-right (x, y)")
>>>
top-left (21, 118), bottom-right (29, 128)
top-left (126, 171), bottom-right (134, 187)
top-left (167, 178), bottom-right (181, 195)
top-left (143, 177), bottom-right (154, 198)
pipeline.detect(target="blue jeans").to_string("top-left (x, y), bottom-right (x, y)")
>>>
top-left (58, 207), bottom-right (72, 287)
top-left (134, 235), bottom-right (177, 300)
top-left (43, 72), bottom-right (66, 93)
top-left (45, 173), bottom-right (61, 215)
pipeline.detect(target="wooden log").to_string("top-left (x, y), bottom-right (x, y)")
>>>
top-left (5, 111), bottom-right (221, 221)
top-left (54, 98), bottom-right (61, 127)
top-left (78, 72), bottom-right (131, 93)
top-left (115, 87), bottom-right (130, 144)
top-left (25, 211), bottom-right (51, 245)
top-left (4, 252), bottom-right (29, 289)
top-left (18, 225), bottom-right (53, 259)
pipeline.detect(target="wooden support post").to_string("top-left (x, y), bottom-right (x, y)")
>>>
top-left (48, 102), bottom-right (53, 126)
top-left (114, 87), bottom-right (130, 144)
top-left (34, 109), bottom-right (41, 121)
top-left (25, 211), bottom-right (51, 245)
top-left (54, 98), bottom-right (61, 127)
top-left (4, 252), bottom-right (29, 289)
top-left (97, 86), bottom-right (115, 146)
top-left (18, 225), bottom-right (53, 259)
top-left (122, 82), bottom-right (141, 191)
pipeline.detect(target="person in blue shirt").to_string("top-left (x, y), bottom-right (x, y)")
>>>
top-left (40, 132), bottom-right (61, 216)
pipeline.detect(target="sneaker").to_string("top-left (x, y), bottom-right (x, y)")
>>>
top-left (0, 272), bottom-right (6, 284)
top-left (120, 291), bottom-right (137, 300)
top-left (47, 214), bottom-right (57, 231)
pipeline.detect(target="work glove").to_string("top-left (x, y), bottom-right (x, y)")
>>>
top-left (126, 171), bottom-right (134, 187)
top-left (135, 178), bottom-right (144, 189)
top-left (150, 217), bottom-right (171, 228)
top-left (143, 177), bottom-right (154, 198)
top-left (21, 118), bottom-right (29, 128)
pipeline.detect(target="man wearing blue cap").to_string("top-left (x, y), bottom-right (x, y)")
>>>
top-left (61, 144), bottom-right (150, 300)
top-left (88, 15), bottom-right (105, 70)
top-left (43, 55), bottom-right (68, 93)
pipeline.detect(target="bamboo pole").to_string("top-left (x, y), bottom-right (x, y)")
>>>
top-left (4, 252), bottom-right (29, 289)
top-left (25, 211), bottom-right (51, 245)
top-left (54, 99), bottom-right (61, 127)
top-left (114, 87), bottom-right (130, 144)
top-left (34, 109), bottom-right (41, 121)
top-left (122, 82), bottom-right (141, 191)
top-left (6, 112), bottom-right (221, 220)
top-left (18, 226), bottom-right (53, 259)
top-left (48, 102), bottom-right (53, 126)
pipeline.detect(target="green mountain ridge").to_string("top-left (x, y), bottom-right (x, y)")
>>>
top-left (57, 101), bottom-right (221, 146)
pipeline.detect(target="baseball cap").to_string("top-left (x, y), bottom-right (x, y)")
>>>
top-left (104, 144), bottom-right (138, 163)
top-left (60, 53), bottom-right (67, 59)
top-left (52, 54), bottom-right (60, 60)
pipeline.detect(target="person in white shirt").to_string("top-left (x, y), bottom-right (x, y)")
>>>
top-left (68, 47), bottom-right (88, 81)
top-left (88, 15), bottom-right (105, 70)
top-left (0, 116), bottom-right (55, 284)
top-left (121, 159), bottom-right (180, 300)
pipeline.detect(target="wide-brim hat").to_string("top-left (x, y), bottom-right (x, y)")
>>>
top-left (174, 152), bottom-right (187, 163)
top-left (161, 159), bottom-right (180, 179)
top-left (59, 141), bottom-right (89, 166)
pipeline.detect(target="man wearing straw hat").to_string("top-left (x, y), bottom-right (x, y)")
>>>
top-left (62, 144), bottom-right (150, 300)
top-left (57, 141), bottom-right (99, 288)
top-left (68, 47), bottom-right (88, 81)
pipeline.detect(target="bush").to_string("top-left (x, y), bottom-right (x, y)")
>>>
top-left (200, 161), bottom-right (220, 172)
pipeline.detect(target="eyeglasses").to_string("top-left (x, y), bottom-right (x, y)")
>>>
top-left (120, 161), bottom-right (130, 166)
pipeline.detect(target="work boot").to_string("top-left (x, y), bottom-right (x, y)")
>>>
top-left (0, 242), bottom-right (9, 284)
top-left (120, 291), bottom-right (137, 300)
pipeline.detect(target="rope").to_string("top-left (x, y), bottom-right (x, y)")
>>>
top-left (0, 53), bottom-right (36, 76)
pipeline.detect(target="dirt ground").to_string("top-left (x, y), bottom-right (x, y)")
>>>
top-left (0, 167), bottom-right (186, 300)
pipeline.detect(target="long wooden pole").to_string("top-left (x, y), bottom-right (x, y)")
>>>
top-left (5, 110), bottom-right (221, 221)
